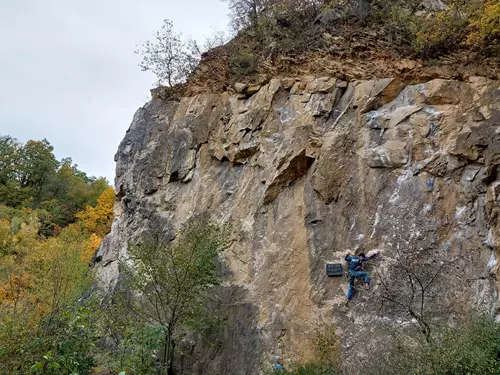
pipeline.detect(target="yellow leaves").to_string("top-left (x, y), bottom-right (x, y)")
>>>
top-left (0, 272), bottom-right (35, 307)
top-left (0, 219), bottom-right (10, 252)
top-left (413, 7), bottom-right (470, 56)
top-left (467, 0), bottom-right (500, 48)
top-left (30, 234), bottom-right (91, 316)
top-left (81, 233), bottom-right (102, 263)
top-left (0, 187), bottom-right (114, 327)
top-left (382, 0), bottom-right (500, 57)
top-left (76, 187), bottom-right (115, 238)
top-left (9, 214), bottom-right (40, 262)
top-left (0, 210), bottom-right (95, 322)
top-left (413, 0), bottom-right (500, 56)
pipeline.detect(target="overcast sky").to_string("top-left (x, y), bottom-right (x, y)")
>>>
top-left (0, 0), bottom-right (229, 184)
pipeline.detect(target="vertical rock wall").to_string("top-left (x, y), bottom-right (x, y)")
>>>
top-left (95, 76), bottom-right (499, 374)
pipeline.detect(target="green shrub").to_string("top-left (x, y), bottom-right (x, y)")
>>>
top-left (360, 314), bottom-right (500, 375)
top-left (267, 329), bottom-right (342, 375)
top-left (289, 362), bottom-right (339, 375)
top-left (101, 323), bottom-right (163, 375)
top-left (428, 315), bottom-right (500, 375)
top-left (412, 7), bottom-right (470, 57)
top-left (230, 52), bottom-right (259, 81)
top-left (0, 306), bottom-right (97, 375)
top-left (374, 3), bottom-right (417, 51)
top-left (467, 0), bottom-right (500, 54)
top-left (370, 0), bottom-right (488, 58)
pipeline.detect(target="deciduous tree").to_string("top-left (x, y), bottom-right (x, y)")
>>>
top-left (136, 19), bottom-right (228, 87)
top-left (76, 187), bottom-right (115, 238)
top-left (17, 139), bottom-right (58, 201)
top-left (119, 221), bottom-right (228, 375)
top-left (135, 19), bottom-right (189, 86)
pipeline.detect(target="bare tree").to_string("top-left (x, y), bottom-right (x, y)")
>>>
top-left (184, 29), bottom-right (229, 69)
top-left (375, 247), bottom-right (449, 343)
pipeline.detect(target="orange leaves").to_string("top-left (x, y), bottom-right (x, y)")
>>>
top-left (0, 186), bottom-right (113, 329)
top-left (0, 211), bottom-right (92, 321)
top-left (76, 187), bottom-right (115, 238)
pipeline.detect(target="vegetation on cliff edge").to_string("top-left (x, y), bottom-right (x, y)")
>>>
top-left (137, 0), bottom-right (500, 98)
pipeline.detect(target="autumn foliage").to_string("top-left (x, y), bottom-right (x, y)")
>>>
top-left (365, 0), bottom-right (500, 57)
top-left (467, 0), bottom-right (500, 51)
top-left (76, 187), bottom-right (115, 238)
top-left (0, 135), bottom-right (113, 374)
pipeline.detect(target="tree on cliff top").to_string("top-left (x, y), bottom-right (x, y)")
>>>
top-left (135, 19), bottom-right (227, 87)
top-left (135, 19), bottom-right (188, 87)
top-left (119, 221), bottom-right (229, 375)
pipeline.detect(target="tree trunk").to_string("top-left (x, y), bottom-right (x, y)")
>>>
top-left (167, 339), bottom-right (176, 375)
top-left (161, 331), bottom-right (176, 375)
top-left (161, 333), bottom-right (169, 375)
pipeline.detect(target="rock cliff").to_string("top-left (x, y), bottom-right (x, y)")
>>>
top-left (95, 75), bottom-right (499, 374)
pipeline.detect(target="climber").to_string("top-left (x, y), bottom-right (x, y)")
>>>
top-left (344, 251), bottom-right (377, 306)
top-left (273, 356), bottom-right (286, 373)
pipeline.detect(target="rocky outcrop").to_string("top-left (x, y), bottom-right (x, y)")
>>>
top-left (95, 75), bottom-right (500, 374)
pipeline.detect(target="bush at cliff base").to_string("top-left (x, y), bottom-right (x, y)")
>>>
top-left (426, 315), bottom-right (500, 375)
top-left (361, 314), bottom-right (500, 375)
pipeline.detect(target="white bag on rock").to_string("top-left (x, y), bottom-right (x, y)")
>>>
top-left (366, 249), bottom-right (381, 259)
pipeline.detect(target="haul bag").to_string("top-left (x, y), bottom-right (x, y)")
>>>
top-left (326, 263), bottom-right (343, 277)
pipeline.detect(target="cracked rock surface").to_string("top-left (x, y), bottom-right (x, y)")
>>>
top-left (95, 76), bottom-right (500, 374)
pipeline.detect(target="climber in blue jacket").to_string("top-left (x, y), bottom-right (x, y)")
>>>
top-left (344, 251), bottom-right (376, 306)
top-left (273, 356), bottom-right (286, 373)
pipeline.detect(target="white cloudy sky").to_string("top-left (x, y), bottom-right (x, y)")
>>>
top-left (0, 0), bottom-right (229, 184)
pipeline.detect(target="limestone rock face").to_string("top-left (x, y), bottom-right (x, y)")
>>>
top-left (95, 76), bottom-right (500, 374)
